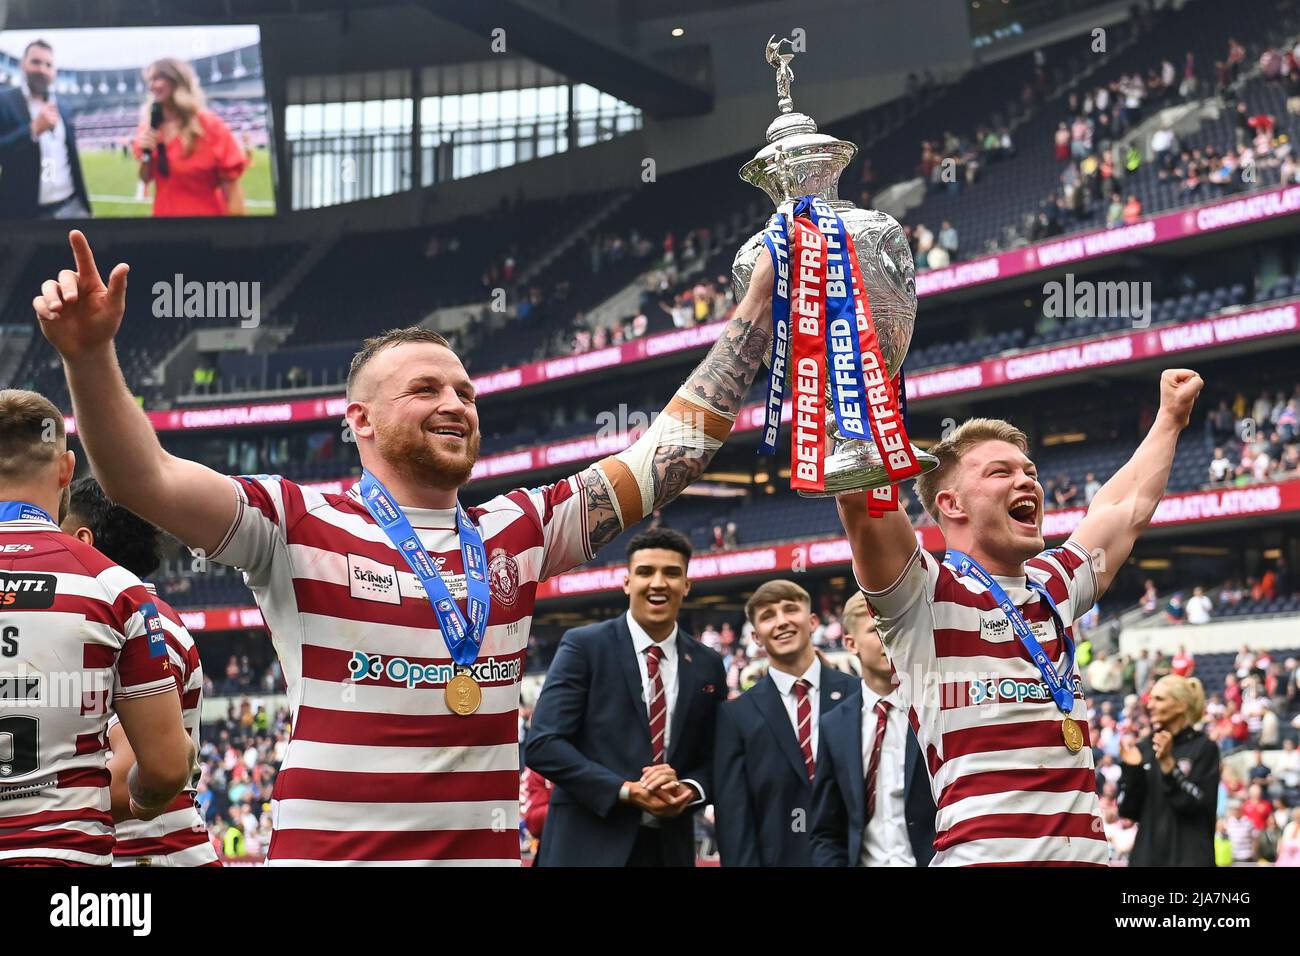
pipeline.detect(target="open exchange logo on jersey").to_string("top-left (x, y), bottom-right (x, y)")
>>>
top-left (969, 674), bottom-right (1084, 706)
top-left (348, 651), bottom-right (521, 689)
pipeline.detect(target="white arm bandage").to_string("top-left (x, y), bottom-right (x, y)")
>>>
top-left (596, 387), bottom-right (737, 527)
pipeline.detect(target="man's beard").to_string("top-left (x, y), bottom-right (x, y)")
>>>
top-left (26, 73), bottom-right (50, 97)
top-left (375, 419), bottom-right (481, 491)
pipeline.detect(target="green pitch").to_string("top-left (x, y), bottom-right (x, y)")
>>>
top-left (80, 146), bottom-right (277, 218)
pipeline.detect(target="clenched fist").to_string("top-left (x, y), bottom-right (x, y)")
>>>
top-left (33, 230), bottom-right (130, 361)
top-left (1157, 368), bottom-right (1203, 430)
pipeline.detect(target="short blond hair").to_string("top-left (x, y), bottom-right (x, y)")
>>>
top-left (0, 390), bottom-right (65, 481)
top-left (745, 579), bottom-right (811, 624)
top-left (841, 591), bottom-right (874, 636)
top-left (1155, 674), bottom-right (1206, 726)
top-left (915, 417), bottom-right (1029, 523)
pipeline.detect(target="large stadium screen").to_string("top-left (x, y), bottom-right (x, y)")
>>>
top-left (0, 25), bottom-right (276, 220)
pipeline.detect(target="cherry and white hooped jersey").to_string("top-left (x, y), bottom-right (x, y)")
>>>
top-left (863, 539), bottom-right (1108, 867)
top-left (108, 585), bottom-right (220, 867)
top-left (208, 474), bottom-right (591, 866)
top-left (0, 513), bottom-right (175, 866)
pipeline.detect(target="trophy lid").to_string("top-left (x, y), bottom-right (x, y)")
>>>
top-left (741, 36), bottom-right (857, 207)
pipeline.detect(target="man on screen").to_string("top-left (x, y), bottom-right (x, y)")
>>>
top-left (837, 369), bottom-right (1202, 865)
top-left (0, 39), bottom-right (91, 219)
top-left (33, 230), bottom-right (775, 866)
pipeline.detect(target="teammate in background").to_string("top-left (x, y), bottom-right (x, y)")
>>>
top-left (0, 390), bottom-right (193, 866)
top-left (836, 369), bottom-right (1203, 866)
top-left (60, 477), bottom-right (221, 867)
top-left (712, 580), bottom-right (859, 866)
top-left (33, 230), bottom-right (774, 866)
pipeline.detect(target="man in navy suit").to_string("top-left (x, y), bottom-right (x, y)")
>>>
top-left (0, 39), bottom-right (91, 220)
top-left (811, 593), bottom-right (936, 866)
top-left (713, 579), bottom-right (859, 865)
top-left (525, 528), bottom-right (726, 866)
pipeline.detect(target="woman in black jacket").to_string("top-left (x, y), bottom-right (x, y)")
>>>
top-left (1117, 674), bottom-right (1220, 866)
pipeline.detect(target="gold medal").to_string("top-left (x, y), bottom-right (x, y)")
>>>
top-left (1061, 717), bottom-right (1084, 753)
top-left (446, 672), bottom-right (482, 716)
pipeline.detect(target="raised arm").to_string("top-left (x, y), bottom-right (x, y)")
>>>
top-left (1070, 369), bottom-right (1203, 600)
top-left (836, 491), bottom-right (919, 594)
top-left (580, 255), bottom-right (774, 553)
top-left (33, 231), bottom-right (237, 554)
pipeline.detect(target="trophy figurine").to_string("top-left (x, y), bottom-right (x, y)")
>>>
top-left (732, 36), bottom-right (938, 498)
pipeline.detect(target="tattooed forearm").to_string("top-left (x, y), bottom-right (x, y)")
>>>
top-left (651, 445), bottom-right (698, 512)
top-left (679, 304), bottom-right (773, 417)
top-left (583, 466), bottom-right (624, 552)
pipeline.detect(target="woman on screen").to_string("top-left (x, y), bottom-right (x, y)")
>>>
top-left (134, 57), bottom-right (248, 217)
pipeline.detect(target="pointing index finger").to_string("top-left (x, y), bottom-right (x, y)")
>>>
top-left (68, 229), bottom-right (100, 284)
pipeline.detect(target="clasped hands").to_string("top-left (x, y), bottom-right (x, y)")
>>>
top-left (621, 764), bottom-right (699, 818)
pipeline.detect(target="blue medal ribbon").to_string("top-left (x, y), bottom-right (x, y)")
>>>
top-left (357, 470), bottom-right (490, 667)
top-left (807, 197), bottom-right (872, 445)
top-left (944, 549), bottom-right (1077, 715)
top-left (756, 197), bottom-right (875, 457)
top-left (0, 501), bottom-right (55, 523)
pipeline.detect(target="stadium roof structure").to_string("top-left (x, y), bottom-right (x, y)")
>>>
top-left (2, 0), bottom-right (715, 117)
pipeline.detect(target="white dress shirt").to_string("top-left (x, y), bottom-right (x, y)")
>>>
top-left (858, 683), bottom-right (916, 867)
top-left (626, 611), bottom-right (704, 816)
top-left (768, 655), bottom-right (823, 757)
top-left (21, 80), bottom-right (75, 206)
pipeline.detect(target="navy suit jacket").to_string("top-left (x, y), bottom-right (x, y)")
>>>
top-left (0, 87), bottom-right (90, 219)
top-left (809, 687), bottom-right (936, 866)
top-left (525, 615), bottom-right (726, 866)
top-left (713, 663), bottom-right (859, 866)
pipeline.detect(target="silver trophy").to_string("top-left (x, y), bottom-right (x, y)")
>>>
top-left (733, 36), bottom-right (938, 497)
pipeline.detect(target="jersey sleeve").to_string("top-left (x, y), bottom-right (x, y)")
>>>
top-left (208, 475), bottom-right (299, 587)
top-left (512, 474), bottom-right (594, 581)
top-left (856, 545), bottom-right (939, 644)
top-left (111, 581), bottom-right (180, 702)
top-left (1025, 539), bottom-right (1100, 625)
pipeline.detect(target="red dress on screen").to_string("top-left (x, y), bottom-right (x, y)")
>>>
top-left (134, 110), bottom-right (247, 217)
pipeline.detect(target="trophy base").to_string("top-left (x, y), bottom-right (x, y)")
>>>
top-left (796, 440), bottom-right (940, 499)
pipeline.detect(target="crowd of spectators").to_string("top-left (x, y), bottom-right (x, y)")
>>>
top-left (905, 219), bottom-right (963, 270)
top-left (1158, 565), bottom-right (1296, 625)
top-left (1205, 384), bottom-right (1300, 487)
top-left (202, 654), bottom-right (286, 697)
top-left (1088, 638), bottom-right (1300, 864)
top-left (1027, 38), bottom-right (1295, 246)
top-left (194, 700), bottom-right (290, 863)
top-left (511, 225), bottom-right (734, 366)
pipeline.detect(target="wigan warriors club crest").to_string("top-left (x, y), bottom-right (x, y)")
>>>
top-left (488, 548), bottom-right (520, 606)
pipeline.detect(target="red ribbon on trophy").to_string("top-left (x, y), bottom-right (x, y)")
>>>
top-left (767, 200), bottom-right (922, 503)
top-left (842, 228), bottom-right (921, 515)
top-left (789, 215), bottom-right (827, 493)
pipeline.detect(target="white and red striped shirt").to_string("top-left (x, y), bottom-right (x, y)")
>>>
top-left (108, 585), bottom-right (220, 867)
top-left (0, 512), bottom-right (177, 866)
top-left (208, 474), bottom-right (591, 865)
top-left (864, 539), bottom-right (1107, 867)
